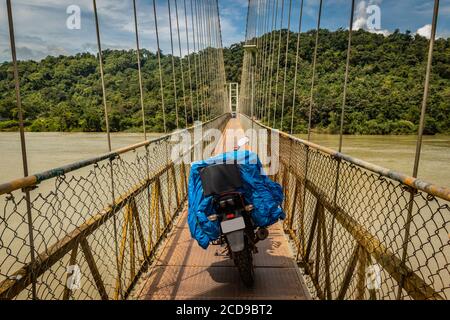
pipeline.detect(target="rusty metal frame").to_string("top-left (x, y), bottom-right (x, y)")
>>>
top-left (241, 114), bottom-right (448, 300)
top-left (0, 113), bottom-right (230, 300)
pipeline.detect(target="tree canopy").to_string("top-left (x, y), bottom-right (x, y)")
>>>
top-left (1, 29), bottom-right (449, 134)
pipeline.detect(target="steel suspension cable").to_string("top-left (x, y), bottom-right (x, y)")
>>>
top-left (307, 0), bottom-right (323, 141)
top-left (338, 0), bottom-right (355, 151)
top-left (396, 0), bottom-right (440, 301)
top-left (6, 0), bottom-right (37, 300)
top-left (272, 0), bottom-right (285, 128)
top-left (266, 0), bottom-right (279, 124)
top-left (212, 1), bottom-right (220, 117)
top-left (93, 0), bottom-right (122, 299)
top-left (93, 0), bottom-right (112, 151)
top-left (183, 0), bottom-right (195, 123)
top-left (328, 0), bottom-right (356, 301)
top-left (215, 0), bottom-right (227, 114)
top-left (256, 0), bottom-right (265, 119)
top-left (259, 0), bottom-right (271, 120)
top-left (254, 0), bottom-right (262, 119)
top-left (257, 0), bottom-right (264, 119)
top-left (152, 0), bottom-right (167, 133)
top-left (290, 0), bottom-right (304, 134)
top-left (205, 1), bottom-right (213, 118)
top-left (201, 0), bottom-right (208, 119)
top-left (190, 0), bottom-right (200, 121)
top-left (263, 0), bottom-right (277, 122)
top-left (279, 0), bottom-right (292, 131)
top-left (174, 0), bottom-right (188, 127)
top-left (132, 0), bottom-right (147, 139)
top-left (167, 0), bottom-right (180, 129)
top-left (194, 0), bottom-right (205, 121)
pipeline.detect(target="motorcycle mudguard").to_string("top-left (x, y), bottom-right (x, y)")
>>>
top-left (225, 230), bottom-right (245, 252)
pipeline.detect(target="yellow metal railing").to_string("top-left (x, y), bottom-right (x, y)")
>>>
top-left (241, 114), bottom-right (449, 300)
top-left (0, 114), bottom-right (230, 300)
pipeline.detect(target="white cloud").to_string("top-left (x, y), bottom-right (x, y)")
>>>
top-left (416, 24), bottom-right (432, 39)
top-left (218, 0), bottom-right (246, 47)
top-left (352, 0), bottom-right (390, 36)
top-left (0, 0), bottom-right (229, 61)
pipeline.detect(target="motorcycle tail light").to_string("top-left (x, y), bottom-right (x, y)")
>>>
top-left (226, 213), bottom-right (235, 219)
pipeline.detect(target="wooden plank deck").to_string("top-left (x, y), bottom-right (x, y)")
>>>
top-left (134, 117), bottom-right (310, 300)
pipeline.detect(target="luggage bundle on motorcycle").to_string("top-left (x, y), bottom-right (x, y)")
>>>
top-left (187, 150), bottom-right (285, 286)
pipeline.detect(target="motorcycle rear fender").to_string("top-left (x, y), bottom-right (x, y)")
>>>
top-left (225, 230), bottom-right (245, 252)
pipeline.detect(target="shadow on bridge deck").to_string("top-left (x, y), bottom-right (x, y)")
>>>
top-left (134, 118), bottom-right (310, 300)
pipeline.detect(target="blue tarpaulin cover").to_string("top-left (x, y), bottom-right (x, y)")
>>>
top-left (187, 150), bottom-right (285, 249)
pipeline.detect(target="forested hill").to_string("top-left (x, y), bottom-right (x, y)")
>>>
top-left (1, 29), bottom-right (449, 134)
top-left (224, 29), bottom-right (450, 135)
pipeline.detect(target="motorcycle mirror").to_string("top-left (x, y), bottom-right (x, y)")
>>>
top-left (237, 136), bottom-right (250, 148)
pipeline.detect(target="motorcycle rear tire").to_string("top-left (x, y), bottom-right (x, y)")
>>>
top-left (233, 244), bottom-right (254, 287)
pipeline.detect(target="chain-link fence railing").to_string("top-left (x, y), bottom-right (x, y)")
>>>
top-left (0, 113), bottom-right (230, 300)
top-left (241, 114), bottom-right (449, 300)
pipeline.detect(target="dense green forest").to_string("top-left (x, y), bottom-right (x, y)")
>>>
top-left (1, 29), bottom-right (449, 134)
top-left (227, 29), bottom-right (450, 135)
top-left (0, 49), bottom-right (221, 132)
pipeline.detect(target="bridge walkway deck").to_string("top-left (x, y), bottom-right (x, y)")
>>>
top-left (134, 118), bottom-right (310, 300)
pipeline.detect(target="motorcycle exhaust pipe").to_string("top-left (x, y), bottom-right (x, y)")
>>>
top-left (256, 227), bottom-right (269, 241)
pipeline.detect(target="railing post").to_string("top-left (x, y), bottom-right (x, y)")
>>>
top-left (284, 137), bottom-right (294, 231)
top-left (108, 157), bottom-right (122, 300)
top-left (296, 145), bottom-right (310, 260)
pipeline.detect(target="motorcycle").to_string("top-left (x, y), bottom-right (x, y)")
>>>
top-left (199, 137), bottom-right (269, 287)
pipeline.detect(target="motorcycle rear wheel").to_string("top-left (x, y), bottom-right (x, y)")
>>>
top-left (233, 242), bottom-right (254, 287)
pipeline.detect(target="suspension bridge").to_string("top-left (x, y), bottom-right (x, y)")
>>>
top-left (0, 0), bottom-right (449, 300)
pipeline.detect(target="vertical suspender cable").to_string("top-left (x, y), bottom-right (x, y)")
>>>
top-left (183, 0), bottom-right (195, 123)
top-left (205, 1), bottom-right (212, 119)
top-left (267, 0), bottom-right (279, 124)
top-left (272, 0), bottom-right (284, 128)
top-left (263, 0), bottom-right (277, 122)
top-left (153, 0), bottom-right (167, 133)
top-left (93, 0), bottom-right (122, 299)
top-left (215, 0), bottom-right (227, 113)
top-left (194, 0), bottom-right (204, 121)
top-left (257, 0), bottom-right (266, 119)
top-left (190, 0), bottom-right (200, 121)
top-left (167, 0), bottom-right (179, 129)
top-left (338, 0), bottom-right (355, 152)
top-left (260, 0), bottom-right (271, 120)
top-left (93, 0), bottom-right (112, 151)
top-left (412, 0), bottom-right (439, 179)
top-left (174, 0), bottom-right (188, 127)
top-left (396, 0), bottom-right (440, 301)
top-left (254, 0), bottom-right (261, 119)
top-left (6, 0), bottom-right (37, 300)
top-left (327, 0), bottom-right (356, 301)
top-left (280, 0), bottom-right (292, 131)
top-left (200, 0), bottom-right (207, 120)
top-left (290, 0), bottom-right (304, 134)
top-left (307, 0), bottom-right (323, 141)
top-left (133, 0), bottom-right (147, 139)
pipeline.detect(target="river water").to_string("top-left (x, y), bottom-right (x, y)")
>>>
top-left (0, 132), bottom-right (449, 188)
top-left (296, 133), bottom-right (450, 188)
top-left (0, 131), bottom-right (448, 299)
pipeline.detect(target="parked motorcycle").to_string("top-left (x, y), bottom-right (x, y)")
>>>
top-left (199, 137), bottom-right (269, 287)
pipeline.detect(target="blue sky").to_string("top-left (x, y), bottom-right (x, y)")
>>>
top-left (0, 0), bottom-right (449, 62)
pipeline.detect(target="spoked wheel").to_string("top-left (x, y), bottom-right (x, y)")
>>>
top-left (233, 239), bottom-right (254, 287)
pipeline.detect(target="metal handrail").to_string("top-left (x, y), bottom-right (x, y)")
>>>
top-left (0, 113), bottom-right (228, 196)
top-left (242, 114), bottom-right (450, 202)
